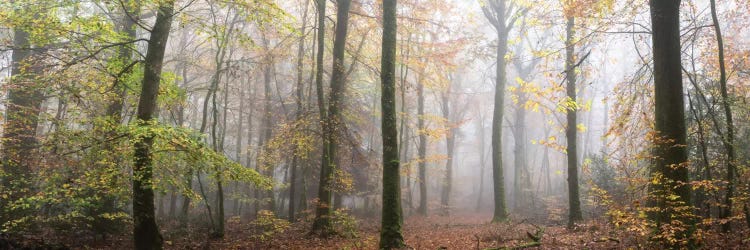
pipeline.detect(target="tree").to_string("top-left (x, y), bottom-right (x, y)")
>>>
top-left (509, 22), bottom-right (539, 211)
top-left (313, 0), bottom-right (352, 235)
top-left (564, 16), bottom-right (583, 227)
top-left (379, 0), bottom-right (406, 248)
top-left (439, 79), bottom-right (456, 216)
top-left (290, 0), bottom-right (312, 222)
top-left (311, 0), bottom-right (327, 225)
top-left (481, 0), bottom-right (523, 222)
top-left (132, 1), bottom-right (175, 248)
top-left (647, 0), bottom-right (692, 233)
top-left (416, 55), bottom-right (428, 216)
top-left (259, 33), bottom-right (275, 214)
top-left (476, 105), bottom-right (489, 211)
top-left (439, 74), bottom-right (468, 216)
top-left (1, 3), bottom-right (45, 226)
top-left (398, 32), bottom-right (414, 211)
top-left (709, 0), bottom-right (737, 233)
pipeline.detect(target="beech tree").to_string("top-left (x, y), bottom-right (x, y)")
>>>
top-left (132, 1), bottom-right (175, 248)
top-left (563, 15), bottom-right (583, 227)
top-left (379, 0), bottom-right (405, 248)
top-left (1, 3), bottom-right (45, 226)
top-left (709, 0), bottom-right (737, 233)
top-left (647, 0), bottom-right (692, 237)
top-left (480, 0), bottom-right (524, 222)
top-left (313, 0), bottom-right (352, 235)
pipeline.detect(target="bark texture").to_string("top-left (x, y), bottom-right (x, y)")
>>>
top-left (379, 0), bottom-right (406, 248)
top-left (648, 0), bottom-right (692, 231)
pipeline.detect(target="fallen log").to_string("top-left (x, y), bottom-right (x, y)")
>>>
top-left (592, 237), bottom-right (620, 243)
top-left (484, 226), bottom-right (544, 250)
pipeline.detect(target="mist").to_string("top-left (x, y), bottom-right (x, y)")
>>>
top-left (1, 0), bottom-right (749, 249)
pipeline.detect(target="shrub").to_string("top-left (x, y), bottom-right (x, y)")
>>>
top-left (250, 210), bottom-right (290, 241)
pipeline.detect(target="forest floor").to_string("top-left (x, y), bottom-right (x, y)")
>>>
top-left (9, 212), bottom-right (749, 249)
top-left (169, 212), bottom-right (748, 249)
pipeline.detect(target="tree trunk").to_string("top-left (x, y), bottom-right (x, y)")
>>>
top-left (0, 4), bottom-right (46, 225)
top-left (210, 59), bottom-right (233, 238)
top-left (481, 0), bottom-right (511, 222)
top-left (233, 83), bottom-right (245, 217)
top-left (311, 0), bottom-right (327, 226)
top-left (168, 190), bottom-right (177, 219)
top-left (648, 0), bottom-right (692, 233)
top-left (510, 48), bottom-right (537, 212)
top-left (178, 27), bottom-right (193, 225)
top-left (476, 115), bottom-right (487, 211)
top-left (416, 71), bottom-right (428, 216)
top-left (440, 86), bottom-right (455, 216)
top-left (313, 0), bottom-right (351, 234)
top-left (709, 0), bottom-right (736, 233)
top-left (512, 93), bottom-right (528, 212)
top-left (259, 36), bottom-right (275, 213)
top-left (399, 32), bottom-right (413, 211)
top-left (490, 27), bottom-right (509, 222)
top-left (688, 93), bottom-right (712, 218)
top-left (289, 0), bottom-right (311, 222)
top-left (379, 0), bottom-right (406, 247)
top-left (244, 78), bottom-right (256, 218)
top-left (564, 16), bottom-right (583, 227)
top-left (132, 2), bottom-right (174, 248)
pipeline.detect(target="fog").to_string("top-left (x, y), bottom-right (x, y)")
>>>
top-left (1, 0), bottom-right (749, 248)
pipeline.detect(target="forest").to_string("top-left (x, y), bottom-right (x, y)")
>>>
top-left (0, 0), bottom-right (749, 249)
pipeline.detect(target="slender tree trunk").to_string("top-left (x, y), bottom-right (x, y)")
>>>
top-left (190, 10), bottom-right (234, 227)
top-left (603, 97), bottom-right (609, 155)
top-left (178, 27), bottom-right (193, 224)
top-left (132, 2), bottom-right (174, 248)
top-left (312, 1), bottom-right (328, 219)
top-left (207, 13), bottom-right (238, 236)
top-left (313, 0), bottom-right (351, 234)
top-left (379, 0), bottom-right (405, 247)
top-left (176, 27), bottom-right (192, 224)
top-left (490, 25), bottom-right (509, 223)
top-left (168, 190), bottom-right (177, 219)
top-left (709, 0), bottom-right (736, 233)
top-left (440, 88), bottom-right (455, 216)
top-left (290, 0), bottom-right (310, 222)
top-left (244, 79), bottom-right (256, 218)
top-left (688, 93), bottom-right (712, 218)
top-left (260, 36), bottom-right (275, 213)
top-left (543, 138), bottom-right (551, 195)
top-left (564, 16), bottom-right (583, 227)
top-left (157, 194), bottom-right (165, 219)
top-left (310, 0), bottom-right (326, 224)
top-left (416, 73), bottom-right (428, 216)
top-left (510, 53), bottom-right (537, 211)
top-left (512, 93), bottom-right (528, 211)
top-left (481, 0), bottom-right (511, 222)
top-left (209, 60), bottom-right (232, 238)
top-left (399, 32), bottom-right (413, 211)
top-left (476, 115), bottom-right (487, 211)
top-left (648, 0), bottom-right (692, 234)
top-left (233, 83), bottom-right (245, 217)
top-left (300, 4), bottom-right (318, 214)
top-left (582, 89), bottom-right (596, 158)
